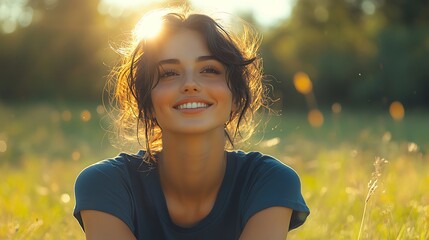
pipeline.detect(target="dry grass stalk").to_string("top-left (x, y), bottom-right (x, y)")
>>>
top-left (357, 157), bottom-right (388, 240)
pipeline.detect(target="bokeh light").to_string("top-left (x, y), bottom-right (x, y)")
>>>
top-left (308, 109), bottom-right (324, 128)
top-left (382, 131), bottom-right (391, 143)
top-left (71, 151), bottom-right (81, 161)
top-left (260, 137), bottom-right (280, 148)
top-left (36, 186), bottom-right (49, 196)
top-left (80, 110), bottom-right (91, 122)
top-left (0, 0), bottom-right (34, 34)
top-left (96, 105), bottom-right (105, 115)
top-left (0, 140), bottom-right (7, 153)
top-left (407, 142), bottom-right (418, 153)
top-left (293, 72), bottom-right (313, 95)
top-left (332, 102), bottom-right (342, 114)
top-left (60, 193), bottom-right (71, 203)
top-left (61, 110), bottom-right (72, 121)
top-left (389, 101), bottom-right (404, 121)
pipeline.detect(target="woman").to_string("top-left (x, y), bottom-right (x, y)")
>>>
top-left (74, 10), bottom-right (309, 240)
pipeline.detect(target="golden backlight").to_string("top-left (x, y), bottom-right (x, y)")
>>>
top-left (133, 10), bottom-right (165, 41)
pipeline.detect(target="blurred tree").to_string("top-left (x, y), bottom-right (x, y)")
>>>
top-left (1, 0), bottom-right (428, 109)
top-left (0, 0), bottom-right (190, 102)
top-left (261, 0), bottom-right (429, 109)
top-left (0, 0), bottom-right (111, 101)
top-left (371, 0), bottom-right (429, 107)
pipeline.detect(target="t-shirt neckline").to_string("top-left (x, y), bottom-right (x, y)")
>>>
top-left (151, 151), bottom-right (233, 233)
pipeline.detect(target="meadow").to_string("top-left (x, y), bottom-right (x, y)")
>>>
top-left (0, 102), bottom-right (428, 239)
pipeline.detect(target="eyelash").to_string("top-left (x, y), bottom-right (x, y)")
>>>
top-left (158, 65), bottom-right (221, 79)
top-left (201, 65), bottom-right (220, 74)
top-left (159, 69), bottom-right (178, 79)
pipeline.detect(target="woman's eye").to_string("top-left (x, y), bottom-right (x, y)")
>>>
top-left (159, 70), bottom-right (178, 79)
top-left (201, 66), bottom-right (220, 74)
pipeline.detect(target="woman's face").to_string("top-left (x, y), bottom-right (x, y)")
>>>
top-left (150, 29), bottom-right (234, 136)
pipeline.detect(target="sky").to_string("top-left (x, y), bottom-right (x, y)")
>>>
top-left (0, 0), bottom-right (295, 34)
top-left (189, 0), bottom-right (294, 26)
top-left (100, 0), bottom-right (295, 26)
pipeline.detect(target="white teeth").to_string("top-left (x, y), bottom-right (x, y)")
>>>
top-left (177, 102), bottom-right (209, 109)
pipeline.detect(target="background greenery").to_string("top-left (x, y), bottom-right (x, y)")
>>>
top-left (1, 0), bottom-right (428, 239)
top-left (1, 0), bottom-right (428, 109)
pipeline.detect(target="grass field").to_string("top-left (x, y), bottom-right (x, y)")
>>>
top-left (1, 102), bottom-right (428, 239)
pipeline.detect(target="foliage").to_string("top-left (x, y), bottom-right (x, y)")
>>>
top-left (1, 103), bottom-right (428, 239)
top-left (260, 0), bottom-right (429, 109)
top-left (0, 0), bottom-right (428, 108)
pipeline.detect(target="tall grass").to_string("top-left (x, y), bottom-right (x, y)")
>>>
top-left (1, 103), bottom-right (428, 239)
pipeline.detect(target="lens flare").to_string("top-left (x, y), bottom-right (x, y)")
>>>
top-left (293, 72), bottom-right (313, 95)
top-left (389, 101), bottom-right (404, 121)
top-left (308, 109), bottom-right (324, 128)
top-left (133, 10), bottom-right (166, 41)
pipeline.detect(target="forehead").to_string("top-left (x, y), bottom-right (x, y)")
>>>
top-left (158, 29), bottom-right (211, 61)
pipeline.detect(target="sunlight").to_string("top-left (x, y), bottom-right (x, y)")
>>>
top-left (98, 0), bottom-right (146, 17)
top-left (98, 0), bottom-right (293, 26)
top-left (0, 0), bottom-right (33, 34)
top-left (133, 10), bottom-right (165, 41)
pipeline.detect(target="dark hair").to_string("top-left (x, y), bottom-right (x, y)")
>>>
top-left (112, 10), bottom-right (266, 162)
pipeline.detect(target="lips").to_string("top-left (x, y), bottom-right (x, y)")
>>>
top-left (173, 98), bottom-right (213, 110)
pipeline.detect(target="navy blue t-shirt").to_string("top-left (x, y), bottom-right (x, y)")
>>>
top-left (74, 150), bottom-right (309, 239)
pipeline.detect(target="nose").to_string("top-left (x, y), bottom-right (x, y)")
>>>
top-left (181, 73), bottom-right (200, 93)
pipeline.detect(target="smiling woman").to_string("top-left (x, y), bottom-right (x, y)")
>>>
top-left (73, 8), bottom-right (309, 240)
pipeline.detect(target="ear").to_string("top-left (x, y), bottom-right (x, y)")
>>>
top-left (231, 99), bottom-right (238, 112)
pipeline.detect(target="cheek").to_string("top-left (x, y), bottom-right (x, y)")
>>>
top-left (150, 84), bottom-right (175, 115)
top-left (214, 84), bottom-right (234, 115)
top-left (150, 88), bottom-right (163, 115)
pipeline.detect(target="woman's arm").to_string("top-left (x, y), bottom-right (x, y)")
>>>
top-left (81, 210), bottom-right (137, 240)
top-left (239, 207), bottom-right (292, 240)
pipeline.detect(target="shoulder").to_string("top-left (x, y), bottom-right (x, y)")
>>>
top-left (74, 151), bottom-right (150, 233)
top-left (76, 154), bottom-right (130, 186)
top-left (74, 151), bottom-right (153, 211)
top-left (228, 150), bottom-right (299, 180)
top-left (75, 151), bottom-right (150, 187)
top-left (229, 150), bottom-right (310, 230)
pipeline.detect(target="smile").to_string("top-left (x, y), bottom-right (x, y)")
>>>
top-left (176, 102), bottom-right (210, 110)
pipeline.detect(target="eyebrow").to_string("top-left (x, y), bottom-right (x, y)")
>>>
top-left (158, 55), bottom-right (219, 65)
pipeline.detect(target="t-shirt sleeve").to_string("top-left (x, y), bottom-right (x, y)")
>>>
top-left (73, 160), bottom-right (135, 232)
top-left (242, 156), bottom-right (309, 230)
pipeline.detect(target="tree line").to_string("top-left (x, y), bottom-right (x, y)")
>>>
top-left (1, 0), bottom-right (428, 109)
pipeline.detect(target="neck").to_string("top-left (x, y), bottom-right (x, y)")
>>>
top-left (158, 129), bottom-right (227, 201)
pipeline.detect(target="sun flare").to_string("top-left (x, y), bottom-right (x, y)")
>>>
top-left (133, 10), bottom-right (165, 41)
